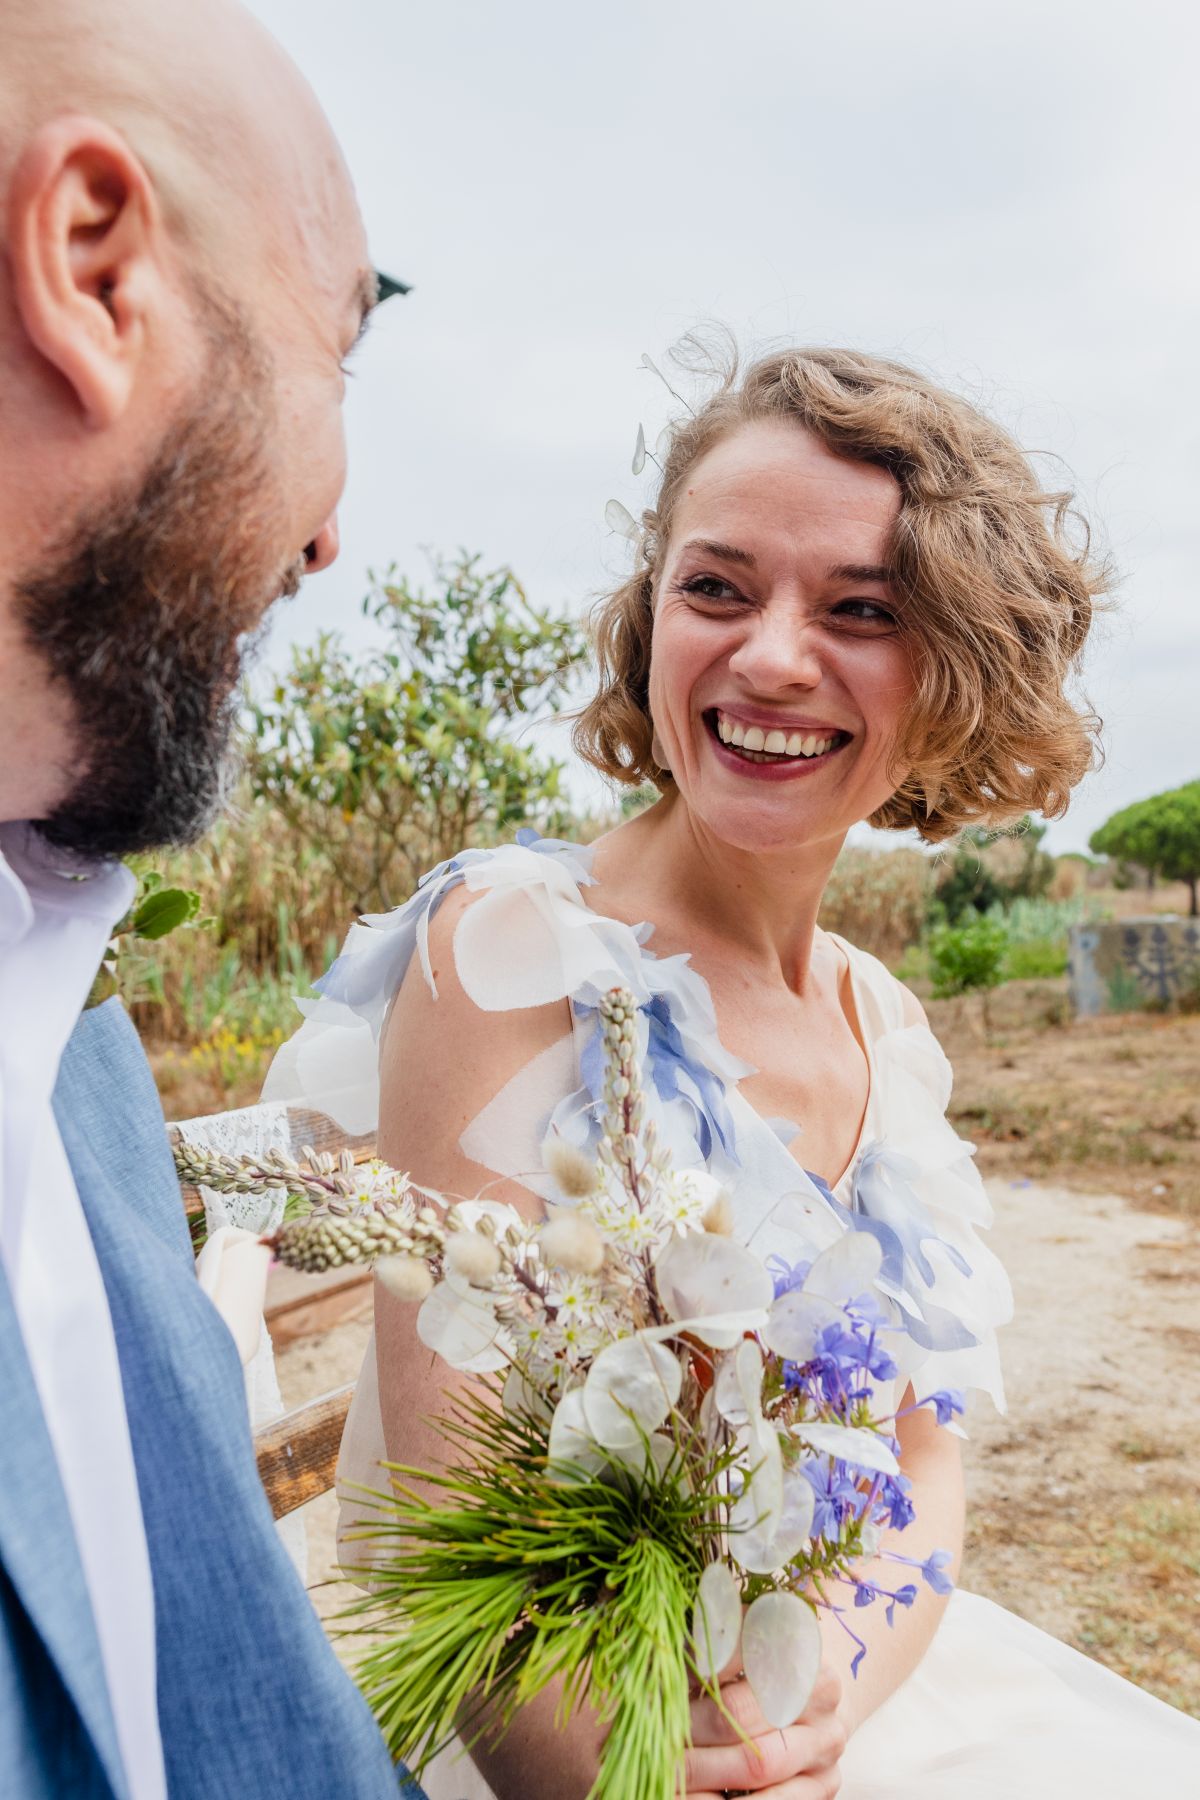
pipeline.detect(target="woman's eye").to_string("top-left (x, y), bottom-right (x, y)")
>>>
top-left (679, 574), bottom-right (743, 604)
top-left (832, 598), bottom-right (897, 627)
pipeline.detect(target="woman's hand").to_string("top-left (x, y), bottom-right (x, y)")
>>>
top-left (681, 1663), bottom-right (846, 1798)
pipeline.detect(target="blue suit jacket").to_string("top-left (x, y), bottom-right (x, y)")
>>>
top-left (0, 998), bottom-right (426, 1798)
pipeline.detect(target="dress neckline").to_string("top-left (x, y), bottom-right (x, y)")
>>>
top-left (563, 838), bottom-right (876, 1197)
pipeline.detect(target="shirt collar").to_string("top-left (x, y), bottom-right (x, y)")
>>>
top-left (0, 823), bottom-right (136, 951)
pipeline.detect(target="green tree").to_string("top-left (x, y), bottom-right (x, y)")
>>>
top-left (248, 554), bottom-right (588, 914)
top-left (1090, 780), bottom-right (1200, 916)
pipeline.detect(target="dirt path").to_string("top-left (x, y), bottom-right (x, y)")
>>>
top-left (277, 1180), bottom-right (1200, 1712)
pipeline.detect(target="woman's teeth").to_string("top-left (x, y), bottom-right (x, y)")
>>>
top-left (713, 711), bottom-right (838, 761)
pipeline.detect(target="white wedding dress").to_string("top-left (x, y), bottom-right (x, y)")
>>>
top-left (265, 832), bottom-right (1200, 1797)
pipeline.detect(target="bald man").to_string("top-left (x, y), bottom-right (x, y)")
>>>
top-left (0, 3), bottom-right (424, 1795)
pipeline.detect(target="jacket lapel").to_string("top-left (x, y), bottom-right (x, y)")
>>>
top-left (0, 1259), bottom-right (128, 1800)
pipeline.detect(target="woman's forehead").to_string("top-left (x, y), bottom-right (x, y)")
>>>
top-left (670, 422), bottom-right (901, 559)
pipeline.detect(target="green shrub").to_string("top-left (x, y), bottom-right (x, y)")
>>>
top-left (928, 916), bottom-right (1010, 997)
top-left (1001, 936), bottom-right (1068, 980)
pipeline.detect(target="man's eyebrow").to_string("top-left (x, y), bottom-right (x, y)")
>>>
top-left (680, 538), bottom-right (757, 568)
top-left (350, 270), bottom-right (379, 346)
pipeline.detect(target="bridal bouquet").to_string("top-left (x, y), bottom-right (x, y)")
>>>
top-left (201, 987), bottom-right (955, 1800)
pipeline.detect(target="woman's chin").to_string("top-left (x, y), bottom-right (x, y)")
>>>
top-left (686, 788), bottom-right (850, 859)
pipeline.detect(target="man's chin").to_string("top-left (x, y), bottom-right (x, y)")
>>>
top-left (39, 735), bottom-right (240, 862)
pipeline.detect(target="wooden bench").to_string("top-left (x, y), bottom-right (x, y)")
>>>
top-left (169, 1098), bottom-right (377, 1519)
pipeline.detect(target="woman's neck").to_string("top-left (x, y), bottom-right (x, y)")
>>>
top-left (591, 791), bottom-right (845, 996)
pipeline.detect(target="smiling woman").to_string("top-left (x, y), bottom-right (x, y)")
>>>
top-left (264, 341), bottom-right (1199, 1800)
top-left (574, 345), bottom-right (1109, 845)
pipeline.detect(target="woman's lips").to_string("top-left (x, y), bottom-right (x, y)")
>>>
top-left (702, 710), bottom-right (850, 782)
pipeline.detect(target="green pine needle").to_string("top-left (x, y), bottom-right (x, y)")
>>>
top-left (339, 1387), bottom-right (731, 1798)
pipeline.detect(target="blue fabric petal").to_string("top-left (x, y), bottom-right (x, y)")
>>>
top-left (805, 1150), bottom-right (979, 1355)
top-left (574, 989), bottom-right (739, 1168)
top-left (644, 994), bottom-right (738, 1159)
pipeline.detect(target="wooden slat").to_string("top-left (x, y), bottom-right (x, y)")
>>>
top-left (254, 1384), bottom-right (355, 1519)
top-left (265, 1267), bottom-right (374, 1350)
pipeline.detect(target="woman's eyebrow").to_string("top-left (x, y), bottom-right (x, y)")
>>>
top-left (829, 561), bottom-right (893, 584)
top-left (680, 537), bottom-right (757, 567)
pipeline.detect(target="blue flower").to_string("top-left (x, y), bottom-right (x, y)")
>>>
top-left (885, 1584), bottom-right (918, 1627)
top-left (876, 1472), bottom-right (915, 1532)
top-left (919, 1549), bottom-right (955, 1595)
top-left (923, 1389), bottom-right (966, 1428)
top-left (801, 1458), bottom-right (868, 1539)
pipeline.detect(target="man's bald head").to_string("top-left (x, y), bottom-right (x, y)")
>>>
top-left (1, 0), bottom-right (369, 358)
top-left (0, 0), bottom-right (377, 854)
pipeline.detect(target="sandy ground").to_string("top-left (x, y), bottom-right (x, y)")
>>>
top-left (276, 1177), bottom-right (1200, 1705)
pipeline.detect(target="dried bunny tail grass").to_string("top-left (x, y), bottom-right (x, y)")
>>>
top-left (444, 1230), bottom-right (503, 1285)
top-left (376, 1254), bottom-right (435, 1302)
top-left (574, 342), bottom-right (1109, 842)
top-left (543, 1136), bottom-right (598, 1199)
top-left (539, 1211), bottom-right (606, 1276)
top-left (700, 1191), bottom-right (735, 1237)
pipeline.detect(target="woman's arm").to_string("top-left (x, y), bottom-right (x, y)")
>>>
top-left (819, 1392), bottom-right (964, 1734)
top-left (372, 887), bottom-right (610, 1799)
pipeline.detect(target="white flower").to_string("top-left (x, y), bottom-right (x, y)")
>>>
top-left (734, 1466), bottom-right (817, 1576)
top-left (701, 1190), bottom-right (736, 1236)
top-left (692, 1560), bottom-right (742, 1681)
top-left (742, 1591), bottom-right (822, 1727)
top-left (791, 1421), bottom-right (898, 1477)
top-left (726, 1340), bottom-right (784, 1570)
top-left (763, 1231), bottom-right (885, 1364)
top-left (580, 1334), bottom-right (683, 1450)
top-left (547, 1387), bottom-right (610, 1481)
top-left (416, 1274), bottom-right (507, 1372)
top-left (657, 1167), bottom-right (723, 1234)
top-left (654, 1231), bottom-right (774, 1348)
top-left (501, 1364), bottom-right (555, 1425)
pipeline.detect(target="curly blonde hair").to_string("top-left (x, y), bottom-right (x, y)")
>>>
top-left (573, 346), bottom-right (1107, 843)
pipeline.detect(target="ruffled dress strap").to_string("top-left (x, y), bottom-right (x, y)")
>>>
top-left (820, 935), bottom-right (1013, 1411)
top-left (263, 830), bottom-right (599, 1133)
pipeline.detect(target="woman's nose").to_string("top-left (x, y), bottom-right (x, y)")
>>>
top-left (304, 513), bottom-right (341, 575)
top-left (727, 607), bottom-right (823, 691)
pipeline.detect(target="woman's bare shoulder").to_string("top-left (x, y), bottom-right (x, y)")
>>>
top-left (377, 881), bottom-right (571, 1181)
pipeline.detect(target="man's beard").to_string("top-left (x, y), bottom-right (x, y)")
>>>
top-left (14, 297), bottom-right (304, 859)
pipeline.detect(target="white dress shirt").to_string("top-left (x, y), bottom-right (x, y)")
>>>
top-left (0, 823), bottom-right (166, 1800)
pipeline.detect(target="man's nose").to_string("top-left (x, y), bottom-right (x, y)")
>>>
top-left (304, 514), bottom-right (341, 575)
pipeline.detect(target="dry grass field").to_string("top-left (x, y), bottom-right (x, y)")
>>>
top-left (930, 987), bottom-right (1200, 1716)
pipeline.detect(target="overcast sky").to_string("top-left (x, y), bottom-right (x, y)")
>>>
top-left (248, 0), bottom-right (1199, 855)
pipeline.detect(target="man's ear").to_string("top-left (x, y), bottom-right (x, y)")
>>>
top-left (6, 116), bottom-right (169, 429)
